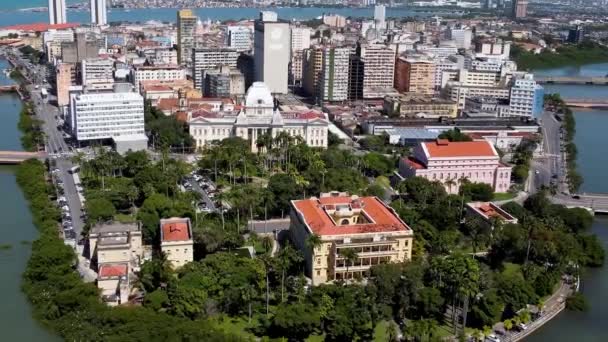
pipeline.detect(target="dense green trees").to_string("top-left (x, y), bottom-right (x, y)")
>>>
top-left (17, 103), bottom-right (44, 151)
top-left (438, 128), bottom-right (473, 142)
top-left (513, 41), bottom-right (608, 70)
top-left (145, 100), bottom-right (194, 151)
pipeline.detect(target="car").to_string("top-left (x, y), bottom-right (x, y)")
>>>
top-left (486, 334), bottom-right (500, 342)
top-left (534, 170), bottom-right (540, 175)
top-left (517, 323), bottom-right (528, 331)
top-left (572, 195), bottom-right (581, 200)
top-left (552, 174), bottom-right (558, 179)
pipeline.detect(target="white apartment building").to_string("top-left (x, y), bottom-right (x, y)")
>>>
top-left (360, 44), bottom-right (396, 99)
top-left (374, 5), bottom-right (386, 30)
top-left (154, 48), bottom-right (178, 65)
top-left (254, 12), bottom-right (290, 94)
top-left (448, 27), bottom-right (472, 49)
top-left (82, 58), bottom-right (114, 89)
top-left (319, 47), bottom-right (350, 102)
top-left (507, 73), bottom-right (544, 118)
top-left (434, 59), bottom-right (459, 89)
top-left (44, 29), bottom-right (74, 63)
top-left (291, 26), bottom-right (311, 53)
top-left (49, 0), bottom-right (67, 25)
top-left (192, 48), bottom-right (238, 89)
top-left (132, 64), bottom-right (186, 90)
top-left (445, 81), bottom-right (511, 110)
top-left (69, 92), bottom-right (145, 143)
top-left (416, 45), bottom-right (458, 59)
top-left (226, 26), bottom-right (253, 52)
top-left (475, 39), bottom-right (511, 60)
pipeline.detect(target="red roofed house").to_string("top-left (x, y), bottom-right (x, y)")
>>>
top-left (290, 192), bottom-right (414, 285)
top-left (399, 139), bottom-right (512, 194)
top-left (160, 217), bottom-right (193, 268)
top-left (97, 263), bottom-right (130, 306)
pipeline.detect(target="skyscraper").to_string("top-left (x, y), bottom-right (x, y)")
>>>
top-left (177, 10), bottom-right (197, 65)
top-left (254, 11), bottom-right (290, 94)
top-left (512, 0), bottom-right (528, 19)
top-left (90, 0), bottom-right (107, 26)
top-left (48, 0), bottom-right (67, 25)
top-left (374, 5), bottom-right (386, 30)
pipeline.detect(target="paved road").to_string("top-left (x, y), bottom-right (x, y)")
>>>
top-left (187, 177), bottom-right (217, 212)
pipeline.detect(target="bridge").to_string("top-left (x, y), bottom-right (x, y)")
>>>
top-left (536, 76), bottom-right (608, 85)
top-left (552, 193), bottom-right (608, 214)
top-left (0, 151), bottom-right (47, 164)
top-left (0, 85), bottom-right (18, 92)
top-left (562, 98), bottom-right (608, 109)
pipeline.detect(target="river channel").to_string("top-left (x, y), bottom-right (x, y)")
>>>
top-left (0, 59), bottom-right (57, 340)
top-left (526, 64), bottom-right (608, 341)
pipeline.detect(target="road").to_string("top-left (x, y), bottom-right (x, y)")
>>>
top-left (188, 177), bottom-right (217, 212)
top-left (10, 49), bottom-right (86, 240)
top-left (531, 111), bottom-right (567, 194)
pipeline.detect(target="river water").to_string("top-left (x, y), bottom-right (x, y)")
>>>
top-left (526, 64), bottom-right (608, 341)
top-left (0, 59), bottom-right (57, 340)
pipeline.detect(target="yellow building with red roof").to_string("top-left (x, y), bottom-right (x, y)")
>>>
top-left (160, 217), bottom-right (194, 268)
top-left (290, 192), bottom-right (414, 285)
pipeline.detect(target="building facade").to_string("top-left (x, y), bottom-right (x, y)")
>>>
top-left (82, 58), bottom-right (114, 88)
top-left (399, 139), bottom-right (512, 194)
top-left (383, 95), bottom-right (458, 118)
top-left (56, 62), bottom-right (76, 107)
top-left (69, 91), bottom-right (145, 142)
top-left (189, 82), bottom-right (329, 152)
top-left (204, 65), bottom-right (245, 97)
top-left (227, 26), bottom-right (253, 52)
top-left (394, 56), bottom-right (436, 95)
top-left (319, 47), bottom-right (350, 102)
top-left (359, 44), bottom-right (396, 98)
top-left (254, 12), bottom-right (290, 94)
top-left (132, 65), bottom-right (186, 90)
top-left (90, 0), bottom-right (107, 26)
top-left (192, 48), bottom-right (238, 90)
top-left (290, 192), bottom-right (414, 285)
top-left (160, 217), bottom-right (194, 268)
top-left (177, 9), bottom-right (197, 64)
top-left (48, 0), bottom-right (67, 25)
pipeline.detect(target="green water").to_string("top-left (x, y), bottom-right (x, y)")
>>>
top-left (0, 59), bottom-right (57, 340)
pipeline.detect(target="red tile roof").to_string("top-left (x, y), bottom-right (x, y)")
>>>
top-left (404, 157), bottom-right (426, 170)
top-left (2, 23), bottom-right (79, 32)
top-left (292, 196), bottom-right (411, 236)
top-left (99, 264), bottom-right (128, 278)
top-left (423, 140), bottom-right (496, 158)
top-left (161, 219), bottom-right (191, 241)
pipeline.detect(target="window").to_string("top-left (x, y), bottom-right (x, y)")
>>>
top-left (317, 270), bottom-right (321, 276)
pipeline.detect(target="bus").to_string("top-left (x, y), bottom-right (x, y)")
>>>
top-left (68, 165), bottom-right (80, 174)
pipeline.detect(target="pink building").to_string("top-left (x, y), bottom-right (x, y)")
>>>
top-left (399, 139), bottom-right (512, 194)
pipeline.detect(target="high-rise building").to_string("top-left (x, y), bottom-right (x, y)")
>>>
top-left (61, 32), bottom-right (106, 64)
top-left (290, 26), bottom-right (311, 86)
top-left (507, 73), bottom-right (544, 118)
top-left (567, 25), bottom-right (586, 44)
top-left (374, 5), bottom-right (386, 30)
top-left (448, 27), bottom-right (472, 49)
top-left (254, 11), bottom-right (290, 94)
top-left (359, 44), bottom-right (396, 99)
top-left (512, 0), bottom-right (528, 19)
top-left (226, 26), bottom-right (252, 52)
top-left (394, 56), bottom-right (436, 95)
top-left (69, 92), bottom-right (146, 143)
top-left (484, 0), bottom-right (494, 9)
top-left (48, 0), bottom-right (67, 25)
top-left (82, 58), bottom-right (114, 89)
top-left (56, 62), bottom-right (76, 108)
top-left (177, 10), bottom-right (197, 65)
top-left (90, 0), bottom-right (107, 26)
top-left (203, 66), bottom-right (246, 98)
top-left (192, 48), bottom-right (239, 89)
top-left (302, 48), bottom-right (323, 98)
top-left (319, 47), bottom-right (350, 102)
top-left (132, 65), bottom-right (187, 90)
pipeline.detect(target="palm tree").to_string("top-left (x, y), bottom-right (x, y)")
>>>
top-left (240, 284), bottom-right (256, 323)
top-left (339, 248), bottom-right (359, 281)
top-left (445, 177), bottom-right (456, 194)
top-left (305, 234), bottom-right (322, 254)
top-left (261, 235), bottom-right (273, 254)
top-left (503, 319), bottom-right (513, 331)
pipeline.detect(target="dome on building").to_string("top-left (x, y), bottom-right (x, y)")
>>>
top-left (244, 82), bottom-right (275, 116)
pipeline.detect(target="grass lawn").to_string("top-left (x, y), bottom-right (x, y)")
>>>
top-left (213, 316), bottom-right (256, 339)
top-left (493, 192), bottom-right (516, 201)
top-left (374, 320), bottom-right (390, 341)
top-left (114, 213), bottom-right (136, 223)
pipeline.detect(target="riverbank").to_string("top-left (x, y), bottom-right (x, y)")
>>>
top-left (514, 42), bottom-right (608, 71)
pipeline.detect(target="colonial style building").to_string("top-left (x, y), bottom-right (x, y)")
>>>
top-left (290, 192), bottom-right (414, 285)
top-left (189, 82), bottom-right (329, 152)
top-left (399, 139), bottom-right (512, 194)
top-left (160, 217), bottom-right (194, 268)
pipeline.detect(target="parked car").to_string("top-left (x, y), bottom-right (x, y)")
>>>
top-left (517, 323), bottom-right (528, 331)
top-left (486, 334), bottom-right (500, 342)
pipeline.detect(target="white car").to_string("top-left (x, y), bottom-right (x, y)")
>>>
top-left (518, 323), bottom-right (528, 331)
top-left (486, 334), bottom-right (500, 342)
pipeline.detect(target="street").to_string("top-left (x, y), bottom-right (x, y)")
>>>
top-left (531, 111), bottom-right (566, 194)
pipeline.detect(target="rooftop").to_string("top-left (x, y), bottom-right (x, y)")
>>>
top-left (98, 263), bottom-right (128, 278)
top-left (160, 217), bottom-right (192, 242)
top-left (2, 23), bottom-right (79, 32)
top-left (292, 194), bottom-right (411, 236)
top-left (422, 139), bottom-right (497, 158)
top-left (467, 202), bottom-right (518, 223)
top-left (90, 221), bottom-right (141, 235)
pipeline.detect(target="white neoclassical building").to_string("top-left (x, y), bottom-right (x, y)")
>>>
top-left (189, 82), bottom-right (329, 152)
